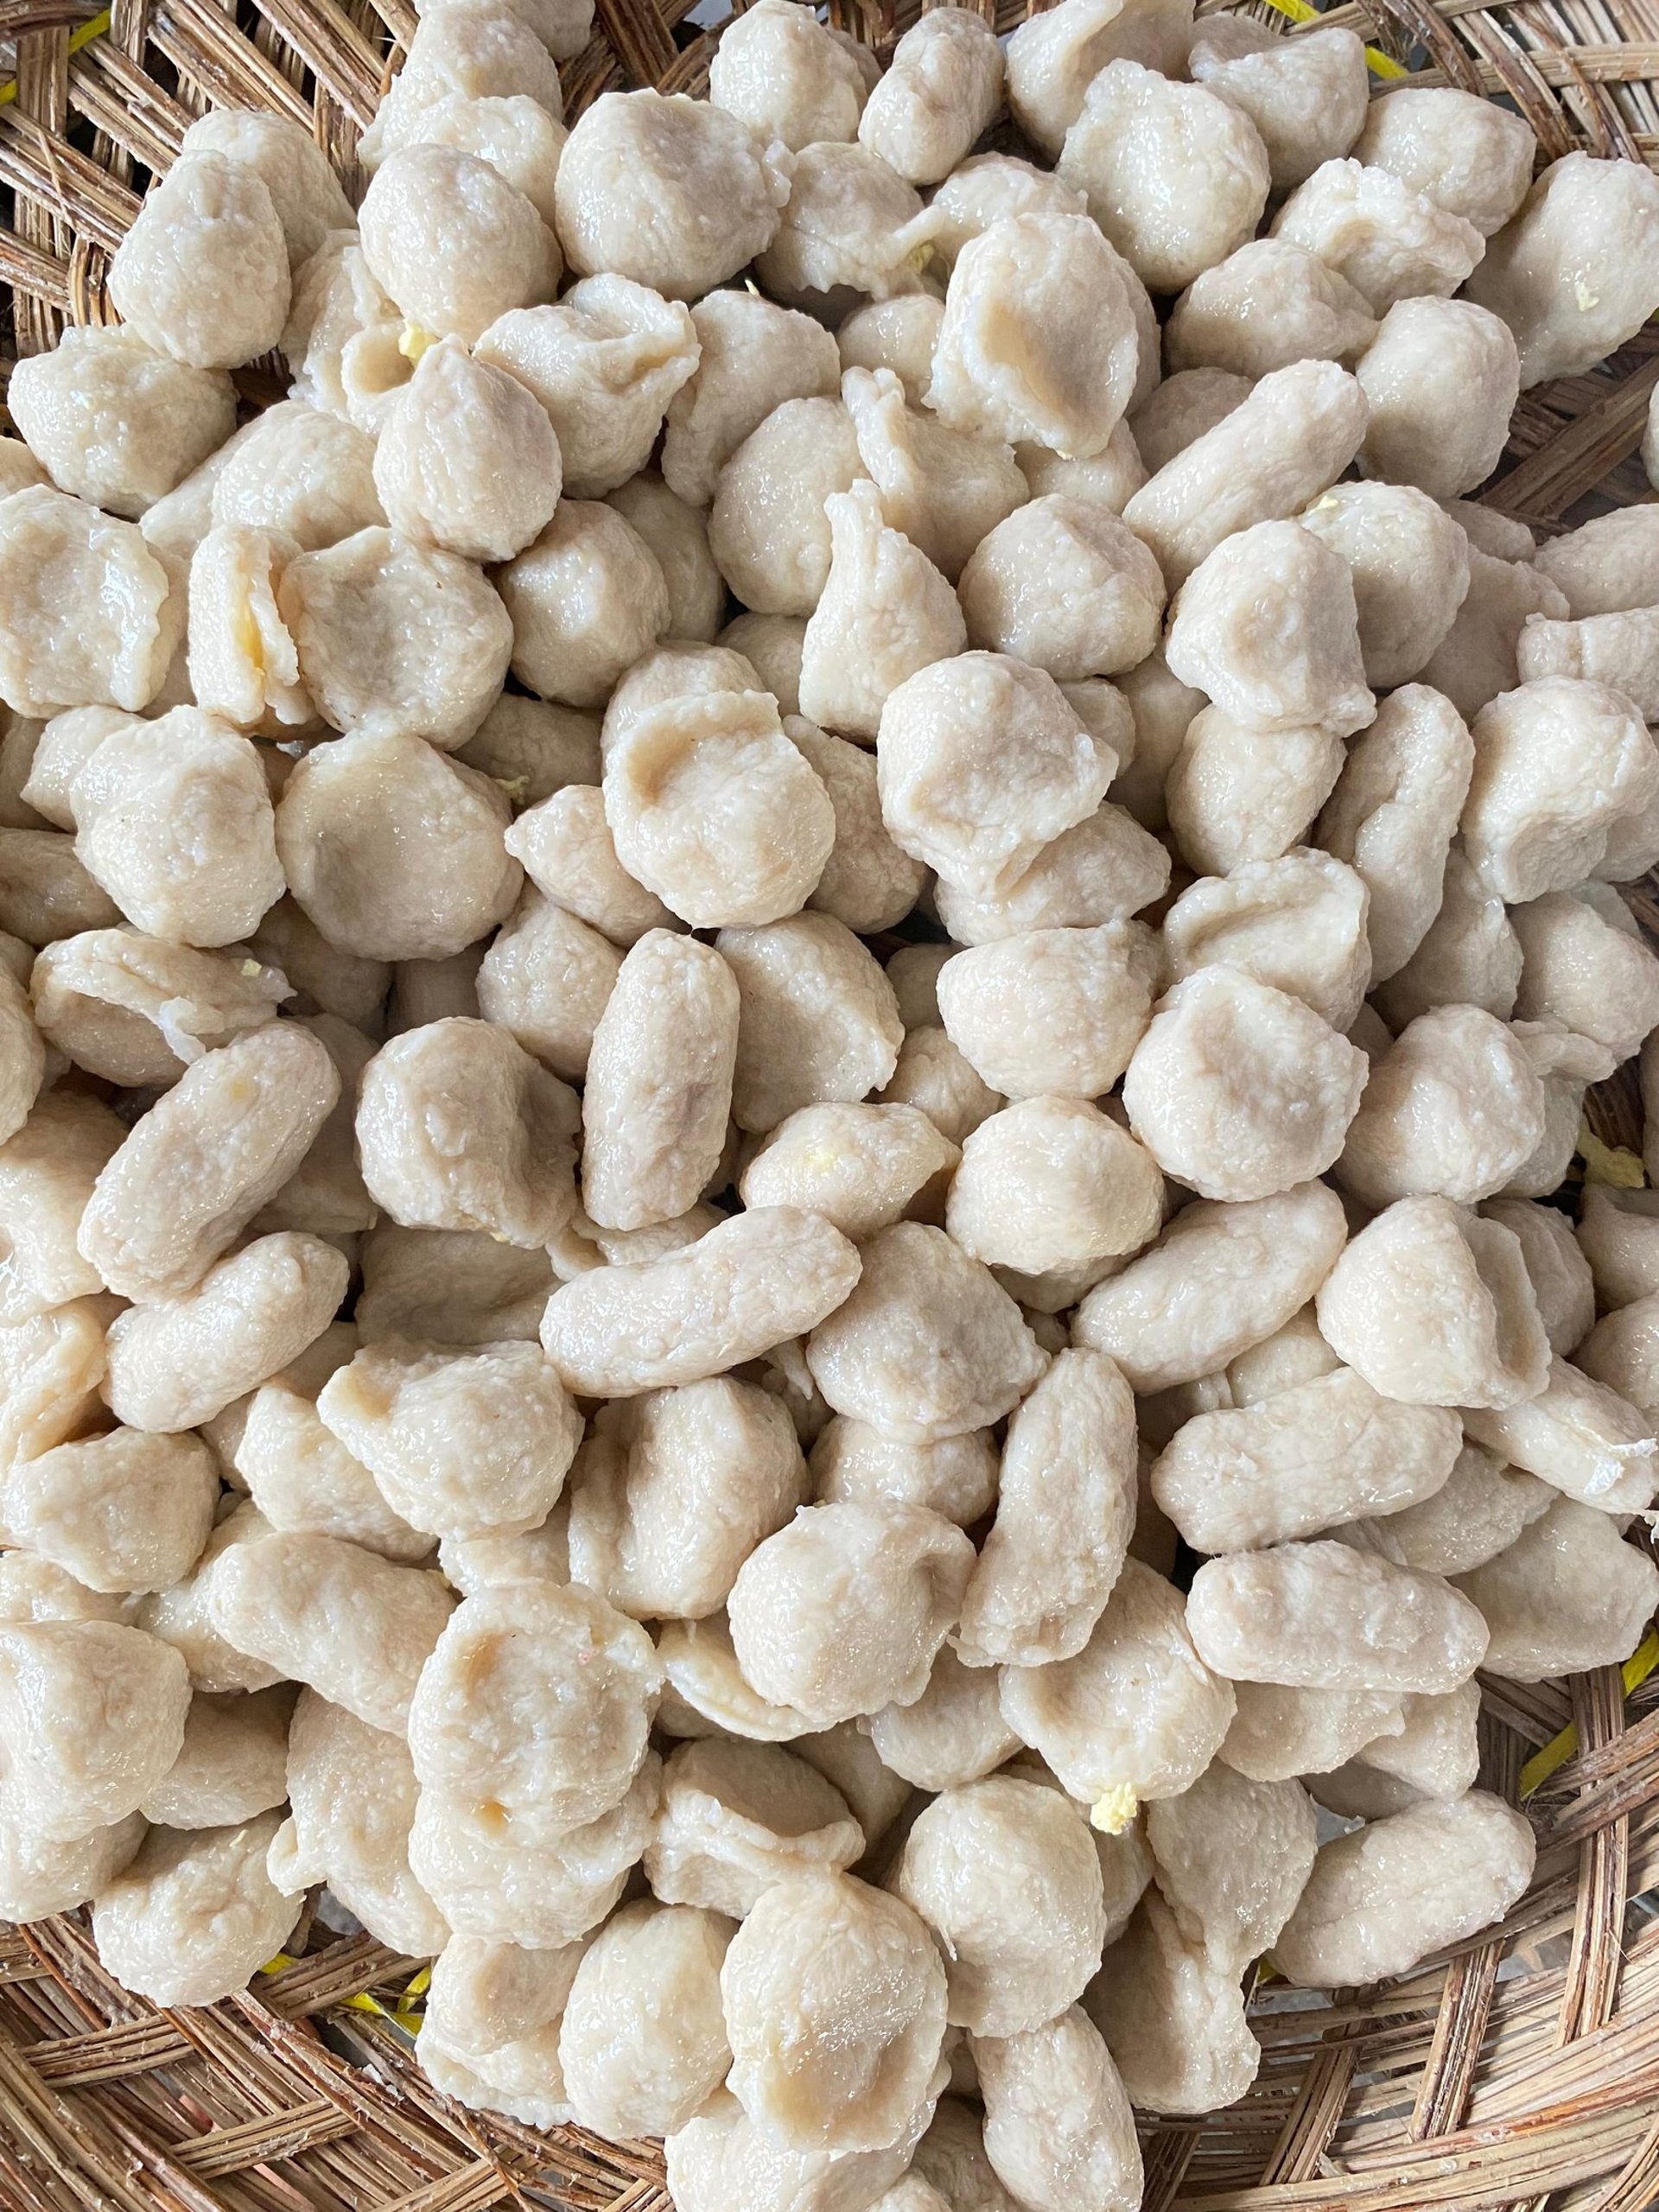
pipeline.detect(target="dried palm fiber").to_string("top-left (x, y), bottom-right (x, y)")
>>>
top-left (2, 0), bottom-right (1659, 2205)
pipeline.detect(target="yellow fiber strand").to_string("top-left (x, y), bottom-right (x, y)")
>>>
top-left (1253, 0), bottom-right (1409, 77)
top-left (0, 10), bottom-right (111, 106)
top-left (1521, 1629), bottom-right (1659, 1797)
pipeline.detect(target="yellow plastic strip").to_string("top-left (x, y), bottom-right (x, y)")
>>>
top-left (1579, 1119), bottom-right (1647, 1189)
top-left (1255, 0), bottom-right (1409, 77)
top-left (258, 1954), bottom-right (423, 2032)
top-left (0, 10), bottom-right (111, 107)
top-left (1520, 1629), bottom-right (1659, 1798)
top-left (340, 1990), bottom-right (424, 2034)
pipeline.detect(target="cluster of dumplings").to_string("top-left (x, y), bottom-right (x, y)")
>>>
top-left (4, 0), bottom-right (1659, 2205)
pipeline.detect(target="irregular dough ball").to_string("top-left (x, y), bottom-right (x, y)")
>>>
top-left (474, 885), bottom-right (620, 1081)
top-left (276, 730), bottom-right (521, 962)
top-left (975, 2005), bottom-right (1141, 2212)
top-left (1144, 1760), bottom-right (1318, 1974)
top-left (92, 1813), bottom-right (301, 2008)
top-left (665, 2087), bottom-right (929, 2212)
top-left (727, 1497), bottom-right (974, 1726)
top-left (927, 213), bottom-right (1141, 461)
top-left (1271, 157), bottom-right (1484, 316)
top-left (798, 483), bottom-right (966, 741)
top-left (1461, 1353), bottom-right (1659, 1516)
top-left (1166, 518), bottom-right (1373, 739)
top-left (645, 1736), bottom-right (861, 1911)
top-left (1006, 0), bottom-right (1194, 157)
top-left (1161, 849), bottom-right (1372, 1031)
top-left (664, 290), bottom-right (842, 509)
top-left (0, 488), bottom-right (181, 719)
top-left (956, 1347), bottom-right (1137, 1668)
top-left (947, 1096), bottom-right (1163, 1282)
top-left (582, 931), bottom-right (739, 1230)
top-left (1188, 25), bottom-right (1369, 192)
top-left (868, 1646), bottom-right (1018, 1792)
top-left (0, 1808), bottom-right (144, 1925)
top-left (1166, 239), bottom-right (1376, 381)
top-left (1338, 1005), bottom-right (1548, 1211)
top-left (810, 1416), bottom-right (998, 1528)
top-left (476, 276), bottom-right (698, 501)
top-left (207, 1527), bottom-right (453, 1733)
top-left (607, 474), bottom-right (723, 645)
top-left (1123, 358), bottom-right (1370, 588)
top-left (559, 1901), bottom-right (734, 2143)
top-left (791, 718), bottom-right (928, 935)
top-left (1316, 682), bottom-right (1475, 982)
top-left (410, 1752), bottom-right (661, 1952)
top-left (413, 1930), bottom-right (584, 2131)
top-left (1454, 1496), bottom-right (1659, 1681)
top-left (541, 1206), bottom-right (861, 1396)
top-left (857, 9), bottom-right (1003, 187)
top-left (757, 141), bottom-right (935, 306)
top-left (1466, 151), bottom-right (1659, 386)
top-left (555, 90), bottom-right (793, 300)
top-left (720, 1872), bottom-right (947, 2152)
top-left (837, 295), bottom-right (946, 404)
top-left (1123, 967), bottom-right (1366, 1203)
top-left (1129, 366), bottom-right (1249, 475)
top-left (1297, 480), bottom-right (1470, 690)
top-left (359, 143), bottom-right (557, 344)
top-left (926, 151), bottom-right (1086, 271)
top-left (498, 500), bottom-right (671, 709)
top-left (1057, 60), bottom-right (1269, 295)
top-left (958, 497), bottom-right (1166, 680)
top-left (109, 153), bottom-right (290, 371)
top-left (569, 1376), bottom-right (808, 1621)
top-left (78, 1020), bottom-right (339, 1301)
top-left (68, 708), bottom-right (284, 949)
top-left (934, 799), bottom-right (1169, 949)
top-left (105, 1232), bottom-right (350, 1433)
top-left (281, 524), bottom-right (512, 751)
top-left (1186, 1541), bottom-right (1490, 1695)
top-left (7, 327), bottom-right (236, 521)
top-left (1460, 677), bottom-right (1659, 903)
top-left (355, 1017), bottom-right (576, 1249)
top-left (1150, 1370), bottom-right (1461, 1554)
top-left (879, 652), bottom-right (1111, 899)
top-left (805, 1218), bottom-right (1046, 1440)
top-left (372, 336), bottom-right (561, 563)
top-left (1316, 1196), bottom-right (1550, 1410)
top-left (719, 912), bottom-right (903, 1133)
top-left (741, 1100), bottom-right (957, 1243)
top-left (942, 929), bottom-right (1150, 1106)
top-left (210, 399), bottom-right (384, 552)
top-left (408, 1580), bottom-right (659, 1836)
top-left (178, 108), bottom-right (355, 267)
top-left (0, 1618), bottom-right (190, 1838)
top-left (998, 1560), bottom-right (1236, 1829)
top-left (0, 1090), bottom-right (124, 1321)
top-left (894, 1776), bottom-right (1108, 2035)
top-left (708, 0), bottom-right (871, 151)
top-left (1273, 1793), bottom-right (1535, 1986)
top-left (317, 1338), bottom-right (581, 1540)
top-left (1074, 1180), bottom-right (1347, 1394)
top-left (1353, 85), bottom-right (1534, 237)
top-left (710, 397), bottom-right (868, 618)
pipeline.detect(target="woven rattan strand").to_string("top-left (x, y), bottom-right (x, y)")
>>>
top-left (3, 1), bottom-right (1659, 2205)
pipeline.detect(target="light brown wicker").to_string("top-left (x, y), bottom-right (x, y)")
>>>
top-left (3, 3), bottom-right (1659, 2209)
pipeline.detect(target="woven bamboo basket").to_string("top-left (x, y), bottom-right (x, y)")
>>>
top-left (3, 0), bottom-right (1659, 2206)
